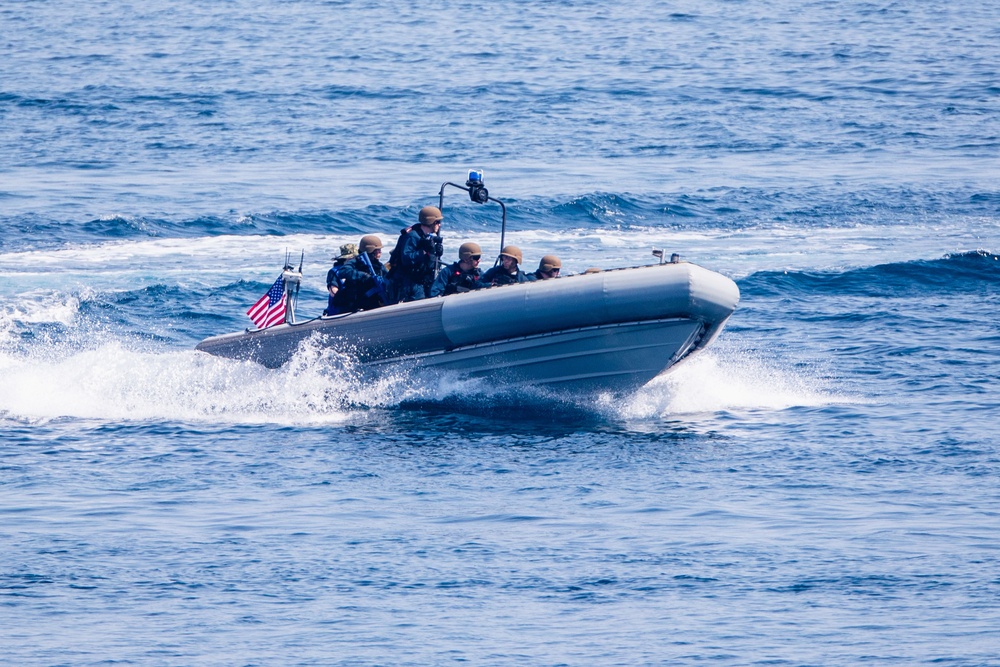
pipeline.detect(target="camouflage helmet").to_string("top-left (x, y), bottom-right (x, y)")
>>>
top-left (499, 245), bottom-right (522, 265)
top-left (459, 242), bottom-right (482, 260)
top-left (334, 243), bottom-right (358, 260)
top-left (537, 255), bottom-right (562, 272)
top-left (359, 235), bottom-right (383, 254)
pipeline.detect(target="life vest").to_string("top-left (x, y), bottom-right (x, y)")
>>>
top-left (386, 226), bottom-right (413, 278)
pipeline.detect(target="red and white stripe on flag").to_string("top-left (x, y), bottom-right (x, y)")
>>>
top-left (247, 277), bottom-right (287, 329)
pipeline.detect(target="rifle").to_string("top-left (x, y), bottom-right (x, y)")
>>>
top-left (359, 251), bottom-right (389, 305)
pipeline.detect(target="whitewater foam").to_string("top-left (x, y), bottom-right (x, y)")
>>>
top-left (616, 346), bottom-right (858, 421)
top-left (0, 293), bottom-right (81, 330)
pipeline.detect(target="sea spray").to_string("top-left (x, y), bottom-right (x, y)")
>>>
top-left (615, 345), bottom-right (857, 421)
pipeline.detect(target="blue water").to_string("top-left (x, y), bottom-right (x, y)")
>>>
top-left (2, 1), bottom-right (1000, 664)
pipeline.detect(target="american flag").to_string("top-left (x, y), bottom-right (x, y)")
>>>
top-left (247, 276), bottom-right (287, 329)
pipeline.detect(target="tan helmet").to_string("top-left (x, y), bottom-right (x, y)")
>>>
top-left (459, 242), bottom-right (482, 261)
top-left (359, 235), bottom-right (383, 254)
top-left (419, 206), bottom-right (443, 226)
top-left (499, 245), bottom-right (522, 265)
top-left (537, 255), bottom-right (562, 272)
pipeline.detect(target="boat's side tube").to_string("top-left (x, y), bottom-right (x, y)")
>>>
top-left (440, 263), bottom-right (739, 349)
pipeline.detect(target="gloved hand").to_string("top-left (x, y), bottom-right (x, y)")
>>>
top-left (417, 236), bottom-right (436, 254)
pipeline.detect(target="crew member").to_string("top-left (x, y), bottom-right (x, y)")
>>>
top-left (482, 245), bottom-right (532, 286)
top-left (430, 242), bottom-right (484, 297)
top-left (387, 205), bottom-right (444, 302)
top-left (324, 243), bottom-right (357, 315)
top-left (532, 255), bottom-right (562, 280)
top-left (333, 235), bottom-right (389, 313)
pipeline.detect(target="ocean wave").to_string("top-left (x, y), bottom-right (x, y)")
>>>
top-left (739, 250), bottom-right (1000, 298)
top-left (3, 185), bottom-right (997, 269)
top-left (0, 210), bottom-right (388, 251)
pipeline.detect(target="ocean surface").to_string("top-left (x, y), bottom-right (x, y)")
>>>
top-left (2, 1), bottom-right (1000, 664)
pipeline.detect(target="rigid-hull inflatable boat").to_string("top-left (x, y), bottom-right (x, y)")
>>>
top-left (195, 261), bottom-right (739, 394)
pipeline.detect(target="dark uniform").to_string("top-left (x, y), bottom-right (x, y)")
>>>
top-left (394, 227), bottom-right (441, 301)
top-left (324, 243), bottom-right (358, 316)
top-left (482, 265), bottom-right (533, 286)
top-left (325, 263), bottom-right (351, 315)
top-left (333, 237), bottom-right (389, 313)
top-left (430, 261), bottom-right (483, 297)
top-left (387, 206), bottom-right (444, 303)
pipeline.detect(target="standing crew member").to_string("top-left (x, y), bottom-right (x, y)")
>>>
top-left (387, 205), bottom-right (444, 302)
top-left (430, 242), bottom-right (485, 297)
top-left (333, 235), bottom-right (389, 313)
top-left (482, 245), bottom-right (532, 286)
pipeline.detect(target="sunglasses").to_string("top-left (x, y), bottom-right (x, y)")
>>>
top-left (470, 255), bottom-right (481, 261)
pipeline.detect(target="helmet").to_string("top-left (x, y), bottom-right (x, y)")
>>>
top-left (334, 243), bottom-right (358, 260)
top-left (499, 245), bottom-right (522, 264)
top-left (359, 235), bottom-right (383, 254)
top-left (419, 206), bottom-right (443, 226)
top-left (459, 242), bottom-right (482, 260)
top-left (537, 255), bottom-right (561, 272)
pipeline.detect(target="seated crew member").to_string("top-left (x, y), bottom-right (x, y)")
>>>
top-left (333, 235), bottom-right (389, 313)
top-left (482, 245), bottom-right (532, 286)
top-left (324, 242), bottom-right (357, 315)
top-left (387, 205), bottom-right (444, 303)
top-left (430, 242), bottom-right (485, 297)
top-left (532, 255), bottom-right (562, 281)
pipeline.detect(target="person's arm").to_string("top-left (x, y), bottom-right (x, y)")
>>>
top-left (326, 267), bottom-right (338, 297)
top-left (429, 269), bottom-right (449, 297)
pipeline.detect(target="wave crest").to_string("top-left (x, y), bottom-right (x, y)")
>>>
top-left (740, 250), bottom-right (1000, 298)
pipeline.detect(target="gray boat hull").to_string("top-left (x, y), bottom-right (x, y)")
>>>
top-left (195, 263), bottom-right (740, 394)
